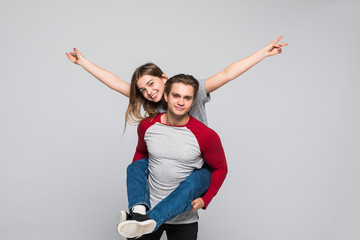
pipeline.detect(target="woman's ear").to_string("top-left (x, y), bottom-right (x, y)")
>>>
top-left (161, 73), bottom-right (168, 83)
top-left (164, 93), bottom-right (168, 102)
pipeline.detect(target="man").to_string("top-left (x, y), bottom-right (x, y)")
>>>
top-left (118, 74), bottom-right (228, 240)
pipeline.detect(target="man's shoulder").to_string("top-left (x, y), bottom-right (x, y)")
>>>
top-left (188, 116), bottom-right (218, 137)
top-left (187, 117), bottom-right (221, 150)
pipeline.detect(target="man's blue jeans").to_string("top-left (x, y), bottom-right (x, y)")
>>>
top-left (127, 158), bottom-right (211, 231)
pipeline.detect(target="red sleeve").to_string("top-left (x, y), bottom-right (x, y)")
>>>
top-left (188, 118), bottom-right (228, 208)
top-left (132, 119), bottom-right (149, 162)
top-left (199, 129), bottom-right (228, 208)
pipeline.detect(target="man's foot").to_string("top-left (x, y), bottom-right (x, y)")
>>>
top-left (117, 213), bottom-right (156, 238)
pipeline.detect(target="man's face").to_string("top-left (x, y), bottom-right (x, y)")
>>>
top-left (164, 83), bottom-right (195, 117)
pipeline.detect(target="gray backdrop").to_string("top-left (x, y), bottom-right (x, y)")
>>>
top-left (1, 0), bottom-right (359, 240)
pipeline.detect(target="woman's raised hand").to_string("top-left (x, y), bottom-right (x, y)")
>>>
top-left (263, 35), bottom-right (288, 57)
top-left (65, 48), bottom-right (84, 65)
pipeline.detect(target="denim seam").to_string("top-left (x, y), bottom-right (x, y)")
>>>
top-left (129, 201), bottom-right (150, 211)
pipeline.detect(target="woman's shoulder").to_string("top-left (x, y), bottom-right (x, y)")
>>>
top-left (139, 113), bottom-right (162, 126)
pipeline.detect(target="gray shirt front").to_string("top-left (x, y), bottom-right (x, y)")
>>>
top-left (145, 121), bottom-right (205, 224)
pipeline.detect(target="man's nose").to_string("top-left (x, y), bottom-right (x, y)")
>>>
top-left (178, 98), bottom-right (184, 105)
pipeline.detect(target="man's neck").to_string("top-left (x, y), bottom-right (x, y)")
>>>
top-left (161, 112), bottom-right (190, 126)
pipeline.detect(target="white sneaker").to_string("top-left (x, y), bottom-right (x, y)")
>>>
top-left (117, 213), bottom-right (156, 238)
top-left (116, 210), bottom-right (129, 240)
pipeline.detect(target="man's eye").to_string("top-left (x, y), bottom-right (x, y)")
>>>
top-left (149, 82), bottom-right (153, 86)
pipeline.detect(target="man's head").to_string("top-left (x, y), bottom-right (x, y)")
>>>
top-left (164, 74), bottom-right (199, 117)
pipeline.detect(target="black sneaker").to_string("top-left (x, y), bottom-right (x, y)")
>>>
top-left (117, 213), bottom-right (156, 238)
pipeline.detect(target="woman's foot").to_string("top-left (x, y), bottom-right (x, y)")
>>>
top-left (117, 213), bottom-right (156, 238)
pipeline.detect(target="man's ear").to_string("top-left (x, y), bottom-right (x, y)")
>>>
top-left (164, 93), bottom-right (168, 102)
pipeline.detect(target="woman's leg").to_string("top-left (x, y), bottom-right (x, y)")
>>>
top-left (126, 158), bottom-right (151, 211)
top-left (148, 166), bottom-right (211, 230)
top-left (119, 165), bottom-right (210, 238)
top-left (165, 222), bottom-right (198, 240)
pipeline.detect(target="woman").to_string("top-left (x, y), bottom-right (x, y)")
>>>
top-left (65, 36), bottom-right (287, 238)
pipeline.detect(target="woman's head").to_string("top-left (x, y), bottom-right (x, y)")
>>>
top-left (125, 63), bottom-right (167, 125)
top-left (130, 63), bottom-right (168, 103)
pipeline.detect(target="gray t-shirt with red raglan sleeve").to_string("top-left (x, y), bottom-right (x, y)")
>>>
top-left (145, 120), bottom-right (204, 224)
top-left (133, 114), bottom-right (228, 225)
top-left (133, 78), bottom-right (225, 224)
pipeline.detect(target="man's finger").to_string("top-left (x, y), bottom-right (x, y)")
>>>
top-left (192, 203), bottom-right (199, 211)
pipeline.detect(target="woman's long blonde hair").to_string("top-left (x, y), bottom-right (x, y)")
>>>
top-left (124, 63), bottom-right (165, 128)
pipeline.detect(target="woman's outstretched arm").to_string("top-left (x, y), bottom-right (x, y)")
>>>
top-left (65, 48), bottom-right (131, 97)
top-left (205, 36), bottom-right (288, 93)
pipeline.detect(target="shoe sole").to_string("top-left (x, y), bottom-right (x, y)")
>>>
top-left (118, 219), bottom-right (156, 238)
top-left (117, 211), bottom-right (128, 240)
top-left (119, 210), bottom-right (127, 223)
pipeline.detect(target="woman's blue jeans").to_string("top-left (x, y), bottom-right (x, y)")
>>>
top-left (126, 158), bottom-right (211, 231)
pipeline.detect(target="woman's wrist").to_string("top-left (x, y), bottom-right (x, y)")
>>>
top-left (256, 47), bottom-right (269, 59)
top-left (77, 57), bottom-right (90, 68)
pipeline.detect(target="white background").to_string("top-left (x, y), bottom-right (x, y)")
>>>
top-left (1, 0), bottom-right (359, 239)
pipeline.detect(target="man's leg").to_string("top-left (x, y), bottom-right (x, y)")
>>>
top-left (136, 225), bottom-right (165, 240)
top-left (165, 222), bottom-right (198, 240)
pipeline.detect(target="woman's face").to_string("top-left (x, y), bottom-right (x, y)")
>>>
top-left (136, 74), bottom-right (167, 102)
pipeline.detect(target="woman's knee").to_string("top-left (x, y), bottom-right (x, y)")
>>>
top-left (127, 158), bottom-right (148, 175)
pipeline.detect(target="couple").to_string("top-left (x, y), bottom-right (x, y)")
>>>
top-left (120, 73), bottom-right (227, 239)
top-left (65, 36), bottom-right (287, 239)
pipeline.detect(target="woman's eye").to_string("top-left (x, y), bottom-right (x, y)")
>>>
top-left (149, 82), bottom-right (153, 86)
